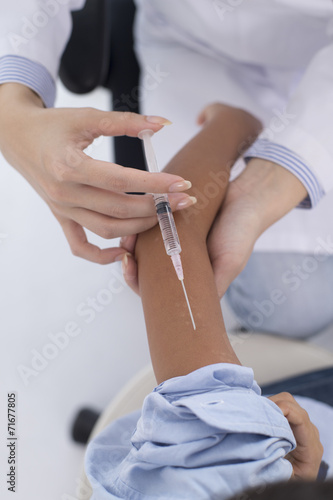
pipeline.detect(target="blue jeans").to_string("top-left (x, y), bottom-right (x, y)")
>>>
top-left (226, 252), bottom-right (333, 338)
top-left (261, 367), bottom-right (333, 407)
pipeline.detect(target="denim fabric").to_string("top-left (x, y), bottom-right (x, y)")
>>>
top-left (261, 367), bottom-right (333, 407)
top-left (226, 252), bottom-right (333, 338)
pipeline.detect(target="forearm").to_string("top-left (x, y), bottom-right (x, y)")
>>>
top-left (0, 82), bottom-right (44, 108)
top-left (234, 158), bottom-right (308, 235)
top-left (136, 106), bottom-right (261, 383)
top-left (162, 107), bottom-right (261, 239)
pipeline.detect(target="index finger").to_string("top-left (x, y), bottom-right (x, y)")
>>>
top-left (94, 110), bottom-right (172, 138)
top-left (77, 157), bottom-right (192, 194)
top-left (269, 394), bottom-right (310, 426)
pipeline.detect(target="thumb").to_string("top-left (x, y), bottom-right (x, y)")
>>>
top-left (122, 253), bottom-right (140, 295)
top-left (211, 252), bottom-right (245, 299)
top-left (208, 226), bottom-right (256, 299)
top-left (207, 197), bottom-right (261, 298)
top-left (85, 109), bottom-right (172, 139)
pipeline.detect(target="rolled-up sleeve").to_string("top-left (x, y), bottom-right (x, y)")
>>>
top-left (0, 55), bottom-right (56, 107)
top-left (85, 364), bottom-right (295, 500)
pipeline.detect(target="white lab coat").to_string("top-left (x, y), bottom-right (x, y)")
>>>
top-left (1, 0), bottom-right (333, 254)
top-left (134, 0), bottom-right (333, 254)
top-left (0, 0), bottom-right (85, 80)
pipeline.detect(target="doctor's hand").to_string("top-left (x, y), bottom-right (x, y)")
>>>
top-left (0, 83), bottom-right (194, 264)
top-left (269, 392), bottom-right (323, 480)
top-left (207, 157), bottom-right (308, 298)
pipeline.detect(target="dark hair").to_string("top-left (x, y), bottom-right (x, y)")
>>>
top-left (228, 480), bottom-right (333, 500)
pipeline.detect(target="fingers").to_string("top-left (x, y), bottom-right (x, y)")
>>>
top-left (197, 103), bottom-right (216, 126)
top-left (269, 393), bottom-right (305, 420)
top-left (85, 109), bottom-right (172, 138)
top-left (269, 393), bottom-right (316, 432)
top-left (208, 218), bottom-right (255, 299)
top-left (121, 253), bottom-right (139, 295)
top-left (268, 392), bottom-right (296, 406)
top-left (53, 189), bottom-right (197, 259)
top-left (211, 250), bottom-right (248, 298)
top-left (60, 206), bottom-right (158, 239)
top-left (207, 192), bottom-right (262, 298)
top-left (60, 214), bottom-right (140, 290)
top-left (197, 103), bottom-right (227, 126)
top-left (51, 184), bottom-right (195, 220)
top-left (58, 217), bottom-right (127, 264)
top-left (75, 156), bottom-right (192, 195)
top-left (119, 234), bottom-right (137, 254)
top-left (119, 235), bottom-right (139, 294)
top-left (269, 392), bottom-right (323, 480)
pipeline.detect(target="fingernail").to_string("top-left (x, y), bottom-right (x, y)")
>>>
top-left (114, 253), bottom-right (125, 262)
top-left (146, 116), bottom-right (172, 126)
top-left (121, 253), bottom-right (129, 274)
top-left (176, 196), bottom-right (197, 210)
top-left (169, 180), bottom-right (192, 192)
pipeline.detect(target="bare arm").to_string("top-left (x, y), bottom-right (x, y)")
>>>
top-left (135, 104), bottom-right (261, 383)
top-left (127, 105), bottom-right (323, 482)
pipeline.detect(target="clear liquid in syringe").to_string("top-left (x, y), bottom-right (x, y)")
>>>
top-left (154, 194), bottom-right (181, 255)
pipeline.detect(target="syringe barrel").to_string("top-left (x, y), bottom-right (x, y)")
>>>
top-left (153, 194), bottom-right (182, 256)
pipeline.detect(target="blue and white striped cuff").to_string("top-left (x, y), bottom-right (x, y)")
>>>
top-left (0, 55), bottom-right (56, 108)
top-left (244, 139), bottom-right (324, 208)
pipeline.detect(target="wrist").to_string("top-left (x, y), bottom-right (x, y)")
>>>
top-left (230, 158), bottom-right (308, 232)
top-left (0, 83), bottom-right (44, 114)
top-left (0, 84), bottom-right (46, 182)
top-left (0, 83), bottom-right (43, 152)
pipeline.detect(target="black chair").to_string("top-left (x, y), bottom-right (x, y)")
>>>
top-left (59, 0), bottom-right (146, 171)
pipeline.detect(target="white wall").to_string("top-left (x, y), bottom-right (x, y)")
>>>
top-left (0, 82), bottom-right (151, 500)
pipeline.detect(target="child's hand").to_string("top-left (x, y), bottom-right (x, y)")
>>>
top-left (197, 102), bottom-right (229, 126)
top-left (269, 392), bottom-right (323, 480)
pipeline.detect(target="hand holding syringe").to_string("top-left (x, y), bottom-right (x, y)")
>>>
top-left (138, 129), bottom-right (196, 330)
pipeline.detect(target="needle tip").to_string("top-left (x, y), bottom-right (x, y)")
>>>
top-left (181, 279), bottom-right (196, 331)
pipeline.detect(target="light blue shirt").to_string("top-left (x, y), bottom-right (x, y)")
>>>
top-left (85, 364), bottom-right (295, 499)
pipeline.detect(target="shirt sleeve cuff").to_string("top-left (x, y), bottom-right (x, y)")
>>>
top-left (0, 55), bottom-right (56, 108)
top-left (244, 139), bottom-right (324, 208)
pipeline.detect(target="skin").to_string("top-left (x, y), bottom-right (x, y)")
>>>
top-left (269, 393), bottom-right (324, 480)
top-left (134, 104), bottom-right (261, 382)
top-left (0, 83), bottom-right (195, 264)
top-left (136, 105), bottom-right (260, 382)
top-left (123, 103), bottom-right (323, 480)
top-left (121, 107), bottom-right (308, 298)
top-left (207, 156), bottom-right (308, 297)
top-left (0, 84), bottom-right (307, 295)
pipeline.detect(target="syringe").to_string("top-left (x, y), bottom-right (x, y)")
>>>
top-left (138, 129), bottom-right (196, 331)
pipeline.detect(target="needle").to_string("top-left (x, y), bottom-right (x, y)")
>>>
top-left (138, 129), bottom-right (196, 332)
top-left (181, 279), bottom-right (196, 331)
